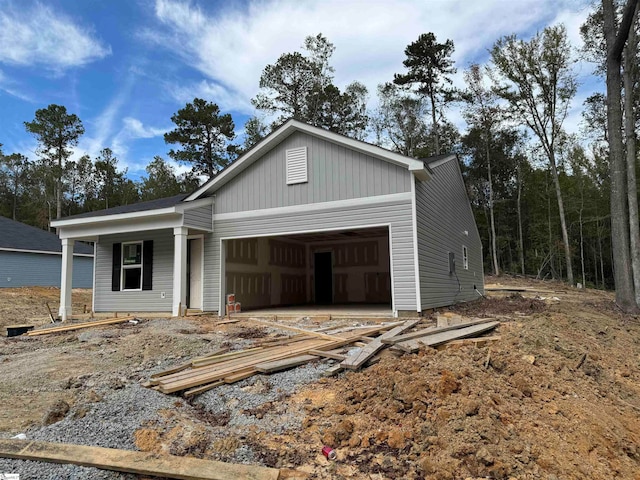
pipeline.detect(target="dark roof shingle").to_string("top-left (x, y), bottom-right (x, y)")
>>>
top-left (0, 216), bottom-right (94, 255)
top-left (58, 194), bottom-right (189, 220)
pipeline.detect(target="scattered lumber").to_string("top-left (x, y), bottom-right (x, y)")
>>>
top-left (148, 324), bottom-right (399, 395)
top-left (255, 354), bottom-right (319, 373)
top-left (341, 319), bottom-right (420, 370)
top-left (27, 316), bottom-right (135, 336)
top-left (246, 318), bottom-right (349, 341)
top-left (150, 347), bottom-right (231, 379)
top-left (0, 439), bottom-right (279, 480)
top-left (184, 381), bottom-right (224, 398)
top-left (395, 321), bottom-right (500, 353)
top-left (307, 349), bottom-right (347, 361)
top-left (381, 318), bottom-right (496, 345)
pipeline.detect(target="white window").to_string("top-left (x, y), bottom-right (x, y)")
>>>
top-left (462, 245), bottom-right (469, 270)
top-left (122, 242), bottom-right (143, 290)
top-left (286, 146), bottom-right (308, 184)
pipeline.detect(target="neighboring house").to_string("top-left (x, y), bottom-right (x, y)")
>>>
top-left (0, 216), bottom-right (94, 288)
top-left (51, 119), bottom-right (484, 320)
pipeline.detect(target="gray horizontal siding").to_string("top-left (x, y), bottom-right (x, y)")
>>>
top-left (184, 205), bottom-right (213, 231)
top-left (94, 230), bottom-right (174, 312)
top-left (203, 197), bottom-right (417, 313)
top-left (415, 159), bottom-right (484, 309)
top-left (215, 131), bottom-right (412, 213)
top-left (0, 251), bottom-right (93, 288)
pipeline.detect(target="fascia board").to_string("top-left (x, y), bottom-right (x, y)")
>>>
top-left (0, 247), bottom-right (93, 257)
top-left (51, 208), bottom-right (180, 228)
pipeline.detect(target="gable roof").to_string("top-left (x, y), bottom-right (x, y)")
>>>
top-left (0, 216), bottom-right (94, 255)
top-left (185, 119), bottom-right (431, 201)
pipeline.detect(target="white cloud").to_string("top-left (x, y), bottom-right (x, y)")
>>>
top-left (167, 79), bottom-right (253, 113)
top-left (0, 68), bottom-right (33, 101)
top-left (121, 117), bottom-right (169, 139)
top-left (145, 0), bottom-right (595, 137)
top-left (0, 1), bottom-right (111, 70)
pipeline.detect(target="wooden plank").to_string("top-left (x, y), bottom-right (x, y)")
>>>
top-left (223, 369), bottom-right (257, 384)
top-left (381, 318), bottom-right (495, 345)
top-left (324, 364), bottom-right (343, 377)
top-left (150, 348), bottom-right (231, 379)
top-left (191, 347), bottom-right (264, 367)
top-left (214, 319), bottom-right (241, 326)
top-left (307, 349), bottom-right (346, 361)
top-left (27, 317), bottom-right (135, 336)
top-left (183, 380), bottom-right (224, 397)
top-left (255, 355), bottom-right (319, 373)
top-left (435, 335), bottom-right (501, 350)
top-left (246, 318), bottom-right (348, 341)
top-left (0, 439), bottom-right (279, 480)
top-left (395, 322), bottom-right (500, 353)
top-left (157, 326), bottom-right (393, 393)
top-left (158, 340), bottom-right (333, 392)
top-left (191, 347), bottom-right (231, 363)
top-left (341, 320), bottom-right (420, 370)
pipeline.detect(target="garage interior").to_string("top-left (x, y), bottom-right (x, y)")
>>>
top-left (223, 226), bottom-right (392, 314)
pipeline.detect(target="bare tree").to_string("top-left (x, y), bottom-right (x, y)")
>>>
top-left (462, 64), bottom-right (502, 276)
top-left (491, 25), bottom-right (577, 285)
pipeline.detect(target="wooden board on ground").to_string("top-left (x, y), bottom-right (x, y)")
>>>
top-left (0, 439), bottom-right (279, 480)
top-left (341, 319), bottom-right (420, 370)
top-left (255, 354), bottom-right (319, 373)
top-left (382, 318), bottom-right (495, 345)
top-left (26, 317), bottom-right (135, 336)
top-left (395, 321), bottom-right (500, 353)
top-left (307, 349), bottom-right (346, 361)
top-left (436, 335), bottom-right (502, 350)
top-left (246, 318), bottom-right (348, 341)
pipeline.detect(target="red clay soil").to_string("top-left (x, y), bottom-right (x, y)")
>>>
top-left (246, 282), bottom-right (640, 479)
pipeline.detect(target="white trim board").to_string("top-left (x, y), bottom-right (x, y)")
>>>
top-left (410, 177), bottom-right (422, 313)
top-left (213, 192), bottom-right (412, 221)
top-left (50, 197), bottom-right (214, 229)
top-left (426, 154), bottom-right (457, 169)
top-left (186, 119), bottom-right (430, 201)
top-left (0, 247), bottom-right (94, 257)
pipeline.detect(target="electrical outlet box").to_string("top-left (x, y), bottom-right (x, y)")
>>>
top-left (160, 292), bottom-right (166, 299)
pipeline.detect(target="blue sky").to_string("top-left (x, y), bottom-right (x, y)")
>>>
top-left (0, 0), bottom-right (598, 179)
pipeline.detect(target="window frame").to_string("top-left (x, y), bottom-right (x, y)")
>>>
top-left (121, 241), bottom-right (143, 291)
top-left (462, 245), bottom-right (469, 270)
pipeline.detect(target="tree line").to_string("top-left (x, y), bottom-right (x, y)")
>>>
top-left (1, 0), bottom-right (639, 310)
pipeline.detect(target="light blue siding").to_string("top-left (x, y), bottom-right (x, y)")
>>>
top-left (415, 159), bottom-right (485, 309)
top-left (93, 230), bottom-right (174, 312)
top-left (203, 196), bottom-right (418, 313)
top-left (214, 131), bottom-right (412, 214)
top-left (0, 251), bottom-right (93, 288)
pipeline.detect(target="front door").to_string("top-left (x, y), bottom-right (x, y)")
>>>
top-left (314, 251), bottom-right (333, 304)
top-left (187, 238), bottom-right (203, 309)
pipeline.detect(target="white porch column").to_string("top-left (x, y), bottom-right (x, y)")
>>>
top-left (59, 238), bottom-right (74, 321)
top-left (172, 227), bottom-right (188, 316)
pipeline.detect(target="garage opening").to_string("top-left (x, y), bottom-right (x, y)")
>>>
top-left (222, 226), bottom-right (392, 314)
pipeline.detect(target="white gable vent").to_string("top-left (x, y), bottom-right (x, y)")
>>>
top-left (286, 146), bottom-right (308, 185)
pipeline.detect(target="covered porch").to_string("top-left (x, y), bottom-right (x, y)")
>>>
top-left (50, 196), bottom-right (214, 321)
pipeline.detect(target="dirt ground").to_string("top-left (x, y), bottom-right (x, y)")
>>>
top-left (2, 279), bottom-right (640, 479)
